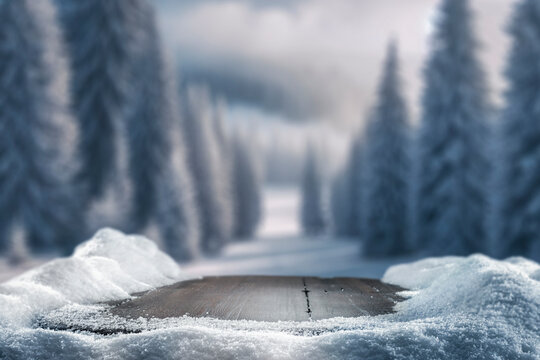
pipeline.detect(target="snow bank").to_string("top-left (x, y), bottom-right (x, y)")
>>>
top-left (384, 255), bottom-right (540, 325)
top-left (0, 228), bottom-right (185, 328)
top-left (1, 232), bottom-right (539, 360)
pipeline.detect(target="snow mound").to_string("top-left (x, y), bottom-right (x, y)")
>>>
top-left (0, 228), bottom-right (186, 329)
top-left (384, 255), bottom-right (540, 328)
top-left (1, 233), bottom-right (539, 359)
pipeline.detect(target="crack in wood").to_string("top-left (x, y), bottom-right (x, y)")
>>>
top-left (302, 278), bottom-right (312, 319)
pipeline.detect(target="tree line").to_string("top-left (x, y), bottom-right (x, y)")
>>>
top-left (0, 0), bottom-right (262, 261)
top-left (302, 0), bottom-right (540, 261)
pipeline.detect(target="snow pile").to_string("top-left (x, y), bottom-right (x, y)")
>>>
top-left (0, 228), bottom-right (185, 328)
top-left (384, 255), bottom-right (540, 323)
top-left (1, 231), bottom-right (539, 360)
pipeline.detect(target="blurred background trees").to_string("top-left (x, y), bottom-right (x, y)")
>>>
top-left (300, 146), bottom-right (327, 236)
top-left (363, 42), bottom-right (411, 257)
top-left (416, 0), bottom-right (491, 256)
top-left (0, 0), bottom-right (539, 263)
top-left (0, 0), bottom-right (81, 258)
top-left (496, 0), bottom-right (540, 259)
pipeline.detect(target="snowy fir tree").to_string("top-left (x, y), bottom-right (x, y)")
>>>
top-left (0, 0), bottom-right (81, 253)
top-left (363, 42), bottom-right (411, 257)
top-left (181, 86), bottom-right (233, 254)
top-left (330, 169), bottom-right (350, 237)
top-left (231, 134), bottom-right (262, 239)
top-left (417, 0), bottom-right (491, 255)
top-left (212, 99), bottom-right (230, 151)
top-left (211, 99), bottom-right (237, 237)
top-left (497, 0), bottom-right (540, 260)
top-left (56, 0), bottom-right (142, 202)
top-left (125, 2), bottom-right (168, 229)
top-left (154, 163), bottom-right (200, 260)
top-left (125, 2), bottom-right (199, 260)
top-left (330, 136), bottom-right (364, 238)
top-left (300, 146), bottom-right (327, 236)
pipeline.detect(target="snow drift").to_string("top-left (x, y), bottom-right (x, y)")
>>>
top-left (1, 229), bottom-right (539, 359)
top-left (0, 228), bottom-right (186, 329)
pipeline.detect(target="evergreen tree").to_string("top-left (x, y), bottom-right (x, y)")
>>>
top-left (330, 169), bottom-right (350, 237)
top-left (155, 162), bottom-right (200, 260)
top-left (0, 0), bottom-right (81, 253)
top-left (231, 134), bottom-right (262, 239)
top-left (125, 3), bottom-right (199, 260)
top-left (497, 0), bottom-right (540, 260)
top-left (417, 0), bottom-right (490, 255)
top-left (364, 42), bottom-right (410, 256)
top-left (211, 98), bottom-right (237, 237)
top-left (181, 86), bottom-right (233, 254)
top-left (212, 99), bottom-right (229, 150)
top-left (125, 3), bottom-right (168, 229)
top-left (330, 136), bottom-right (364, 238)
top-left (300, 146), bottom-right (326, 235)
top-left (56, 0), bottom-right (142, 201)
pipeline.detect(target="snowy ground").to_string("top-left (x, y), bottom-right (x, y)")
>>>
top-left (184, 187), bottom-right (420, 278)
top-left (1, 188), bottom-right (539, 359)
top-left (1, 228), bottom-right (538, 359)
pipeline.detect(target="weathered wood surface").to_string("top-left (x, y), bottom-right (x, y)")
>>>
top-left (108, 276), bottom-right (405, 322)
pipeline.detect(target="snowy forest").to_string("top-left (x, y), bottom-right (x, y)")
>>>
top-left (0, 0), bottom-right (539, 265)
top-left (302, 0), bottom-right (540, 262)
top-left (0, 0), bottom-right (539, 359)
top-left (0, 0), bottom-right (263, 263)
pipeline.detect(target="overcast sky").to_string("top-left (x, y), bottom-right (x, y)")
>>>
top-left (155, 0), bottom-right (516, 128)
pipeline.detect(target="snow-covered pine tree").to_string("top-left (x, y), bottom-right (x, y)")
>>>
top-left (231, 133), bottom-right (262, 239)
top-left (330, 136), bottom-right (364, 238)
top-left (364, 42), bottom-right (410, 256)
top-left (125, 3), bottom-right (168, 229)
top-left (213, 99), bottom-right (230, 150)
top-left (211, 98), bottom-right (237, 237)
top-left (154, 163), bottom-right (200, 260)
top-left (497, 0), bottom-right (540, 260)
top-left (300, 146), bottom-right (327, 236)
top-left (0, 0), bottom-right (81, 253)
top-left (125, 2), bottom-right (199, 260)
top-left (417, 0), bottom-right (491, 255)
top-left (56, 0), bottom-right (142, 202)
top-left (330, 168), bottom-right (350, 237)
top-left (181, 86), bottom-right (233, 254)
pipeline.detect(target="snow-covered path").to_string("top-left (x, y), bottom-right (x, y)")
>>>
top-left (184, 187), bottom-right (419, 278)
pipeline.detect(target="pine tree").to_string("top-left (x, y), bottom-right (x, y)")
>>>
top-left (0, 0), bottom-right (81, 253)
top-left (330, 136), bottom-right (364, 238)
top-left (154, 162), bottom-right (200, 260)
top-left (417, 0), bottom-right (491, 255)
top-left (364, 42), bottom-right (410, 256)
top-left (56, 0), bottom-right (142, 201)
top-left (125, 4), bottom-right (168, 229)
top-left (125, 2), bottom-right (199, 260)
top-left (231, 134), bottom-right (262, 239)
top-left (300, 146), bottom-right (326, 235)
top-left (181, 86), bottom-right (233, 254)
top-left (330, 168), bottom-right (350, 237)
top-left (212, 99), bottom-right (230, 150)
top-left (211, 98), bottom-right (237, 237)
top-left (497, 0), bottom-right (540, 260)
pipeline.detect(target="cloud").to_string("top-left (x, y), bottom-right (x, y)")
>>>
top-left (156, 0), bottom-right (515, 126)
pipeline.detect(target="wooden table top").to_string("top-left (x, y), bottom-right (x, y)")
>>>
top-left (108, 276), bottom-right (406, 322)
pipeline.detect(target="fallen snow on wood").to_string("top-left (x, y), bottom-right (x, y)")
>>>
top-left (1, 229), bottom-right (539, 359)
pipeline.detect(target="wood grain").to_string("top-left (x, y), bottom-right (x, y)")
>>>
top-left (108, 276), bottom-right (405, 322)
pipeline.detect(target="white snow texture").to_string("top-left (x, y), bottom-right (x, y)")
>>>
top-left (1, 228), bottom-right (539, 359)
